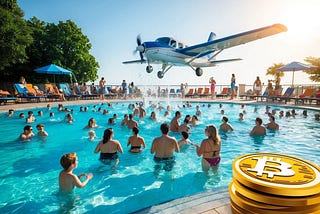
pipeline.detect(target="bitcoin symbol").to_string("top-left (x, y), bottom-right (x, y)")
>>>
top-left (247, 156), bottom-right (295, 178)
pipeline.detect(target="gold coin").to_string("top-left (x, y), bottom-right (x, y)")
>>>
top-left (232, 153), bottom-right (320, 196)
top-left (229, 181), bottom-right (320, 214)
top-left (233, 179), bottom-right (320, 206)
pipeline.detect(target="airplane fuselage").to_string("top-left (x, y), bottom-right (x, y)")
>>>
top-left (123, 24), bottom-right (287, 78)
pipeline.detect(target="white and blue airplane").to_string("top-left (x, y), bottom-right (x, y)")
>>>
top-left (123, 23), bottom-right (287, 79)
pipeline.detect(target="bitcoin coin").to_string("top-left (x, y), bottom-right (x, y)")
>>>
top-left (233, 179), bottom-right (320, 206)
top-left (232, 153), bottom-right (320, 196)
top-left (229, 181), bottom-right (320, 214)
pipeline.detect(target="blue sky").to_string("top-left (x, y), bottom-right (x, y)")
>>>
top-left (18, 0), bottom-right (320, 86)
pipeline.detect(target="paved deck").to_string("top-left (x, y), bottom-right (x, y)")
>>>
top-left (135, 188), bottom-right (231, 214)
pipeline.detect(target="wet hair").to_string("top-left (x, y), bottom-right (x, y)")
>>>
top-left (222, 116), bottom-right (228, 122)
top-left (23, 125), bottom-right (32, 131)
top-left (205, 125), bottom-right (220, 144)
top-left (160, 123), bottom-right (169, 134)
top-left (103, 128), bottom-right (113, 144)
top-left (36, 124), bottom-right (44, 128)
top-left (181, 131), bottom-right (189, 139)
top-left (108, 118), bottom-right (114, 124)
top-left (88, 118), bottom-right (95, 126)
top-left (132, 127), bottom-right (139, 135)
top-left (184, 118), bottom-right (189, 124)
top-left (255, 117), bottom-right (263, 125)
top-left (269, 115), bottom-right (275, 121)
top-left (60, 152), bottom-right (77, 170)
top-left (175, 111), bottom-right (181, 117)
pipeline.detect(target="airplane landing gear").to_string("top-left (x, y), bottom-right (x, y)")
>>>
top-left (146, 65), bottom-right (153, 73)
top-left (157, 71), bottom-right (164, 79)
top-left (196, 67), bottom-right (203, 76)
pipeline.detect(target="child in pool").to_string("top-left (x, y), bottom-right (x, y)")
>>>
top-left (59, 153), bottom-right (93, 192)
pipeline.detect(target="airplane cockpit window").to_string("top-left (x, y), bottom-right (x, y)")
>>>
top-left (170, 40), bottom-right (176, 48)
top-left (178, 43), bottom-right (184, 48)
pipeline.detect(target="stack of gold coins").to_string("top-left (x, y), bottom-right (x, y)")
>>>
top-left (229, 153), bottom-right (320, 214)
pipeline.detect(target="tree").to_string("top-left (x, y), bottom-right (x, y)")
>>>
top-left (266, 63), bottom-right (285, 80)
top-left (0, 0), bottom-right (32, 72)
top-left (304, 57), bottom-right (320, 82)
top-left (26, 19), bottom-right (99, 83)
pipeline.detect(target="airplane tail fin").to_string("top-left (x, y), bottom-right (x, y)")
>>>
top-left (207, 32), bottom-right (216, 59)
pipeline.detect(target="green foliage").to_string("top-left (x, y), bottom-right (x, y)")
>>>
top-left (304, 57), bottom-right (320, 82)
top-left (0, 0), bottom-right (33, 72)
top-left (25, 18), bottom-right (99, 83)
top-left (1, 1), bottom-right (99, 83)
top-left (266, 63), bottom-right (285, 79)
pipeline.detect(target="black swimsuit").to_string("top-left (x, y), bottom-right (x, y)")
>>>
top-left (100, 152), bottom-right (118, 160)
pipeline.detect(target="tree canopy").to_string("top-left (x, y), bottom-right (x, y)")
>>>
top-left (303, 57), bottom-right (320, 82)
top-left (0, 1), bottom-right (99, 83)
top-left (0, 0), bottom-right (33, 71)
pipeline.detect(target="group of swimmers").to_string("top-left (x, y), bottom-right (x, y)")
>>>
top-left (6, 101), bottom-right (319, 193)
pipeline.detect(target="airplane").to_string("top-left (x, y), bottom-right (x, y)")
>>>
top-left (123, 23), bottom-right (287, 79)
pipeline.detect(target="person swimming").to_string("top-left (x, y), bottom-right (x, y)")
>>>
top-left (94, 128), bottom-right (123, 168)
top-left (194, 125), bottom-right (221, 172)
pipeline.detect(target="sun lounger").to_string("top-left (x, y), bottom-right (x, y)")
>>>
top-left (216, 87), bottom-right (229, 98)
top-left (0, 89), bottom-right (16, 104)
top-left (185, 88), bottom-right (195, 98)
top-left (74, 85), bottom-right (98, 100)
top-left (14, 84), bottom-right (44, 102)
top-left (291, 88), bottom-right (315, 104)
top-left (169, 88), bottom-right (177, 97)
top-left (272, 87), bottom-right (294, 103)
top-left (106, 86), bottom-right (118, 99)
top-left (44, 83), bottom-right (65, 100)
top-left (194, 88), bottom-right (203, 97)
top-left (200, 87), bottom-right (210, 98)
top-left (59, 83), bottom-right (81, 100)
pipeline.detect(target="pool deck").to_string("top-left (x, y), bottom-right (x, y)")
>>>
top-left (135, 188), bottom-right (231, 214)
top-left (0, 97), bottom-right (319, 214)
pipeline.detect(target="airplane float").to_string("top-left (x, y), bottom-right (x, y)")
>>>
top-left (123, 23), bottom-right (287, 79)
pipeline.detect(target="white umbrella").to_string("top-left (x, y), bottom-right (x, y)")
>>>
top-left (277, 61), bottom-right (315, 86)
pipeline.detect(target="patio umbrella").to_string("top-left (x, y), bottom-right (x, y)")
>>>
top-left (34, 64), bottom-right (72, 83)
top-left (277, 61), bottom-right (315, 86)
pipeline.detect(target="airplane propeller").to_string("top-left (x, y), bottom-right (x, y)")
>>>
top-left (134, 34), bottom-right (145, 61)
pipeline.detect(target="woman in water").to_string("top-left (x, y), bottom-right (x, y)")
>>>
top-left (94, 128), bottom-right (123, 169)
top-left (194, 125), bottom-right (221, 172)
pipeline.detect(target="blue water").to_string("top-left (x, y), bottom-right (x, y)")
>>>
top-left (0, 101), bottom-right (319, 213)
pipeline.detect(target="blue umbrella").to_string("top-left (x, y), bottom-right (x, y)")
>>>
top-left (34, 64), bottom-right (72, 83)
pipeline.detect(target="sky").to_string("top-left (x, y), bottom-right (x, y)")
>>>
top-left (18, 0), bottom-right (320, 87)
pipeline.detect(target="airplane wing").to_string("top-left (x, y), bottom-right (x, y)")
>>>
top-left (122, 59), bottom-right (147, 64)
top-left (179, 24), bottom-right (287, 56)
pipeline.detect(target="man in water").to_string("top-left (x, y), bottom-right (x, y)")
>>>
top-left (151, 123), bottom-right (179, 171)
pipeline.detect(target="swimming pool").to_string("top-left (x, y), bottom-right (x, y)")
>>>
top-left (0, 101), bottom-right (319, 213)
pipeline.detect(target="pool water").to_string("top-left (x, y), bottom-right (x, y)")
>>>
top-left (0, 101), bottom-right (319, 213)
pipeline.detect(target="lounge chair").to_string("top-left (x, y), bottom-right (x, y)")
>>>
top-left (0, 89), bottom-right (16, 105)
top-left (106, 86), bottom-right (118, 99)
top-left (74, 85), bottom-right (98, 100)
top-left (195, 88), bottom-right (203, 97)
top-left (291, 88), bottom-right (315, 104)
top-left (272, 87), bottom-right (294, 103)
top-left (175, 89), bottom-right (181, 97)
top-left (185, 88), bottom-right (195, 98)
top-left (216, 87), bottom-right (229, 98)
top-left (169, 88), bottom-right (176, 97)
top-left (200, 87), bottom-right (210, 98)
top-left (14, 84), bottom-right (44, 102)
top-left (44, 83), bottom-right (65, 100)
top-left (59, 83), bottom-right (81, 100)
